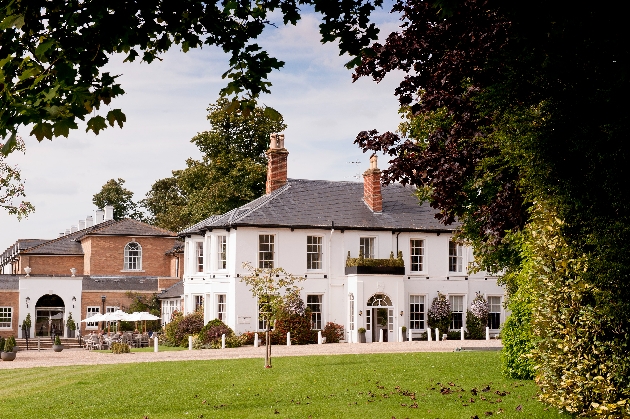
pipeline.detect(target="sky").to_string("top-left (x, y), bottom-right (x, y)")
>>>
top-left (1, 6), bottom-right (406, 253)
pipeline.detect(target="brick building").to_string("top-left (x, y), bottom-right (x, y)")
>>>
top-left (0, 207), bottom-right (183, 338)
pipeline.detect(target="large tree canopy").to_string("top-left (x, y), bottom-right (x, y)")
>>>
top-left (142, 98), bottom-right (286, 231)
top-left (0, 0), bottom-right (381, 152)
top-left (352, 1), bottom-right (629, 415)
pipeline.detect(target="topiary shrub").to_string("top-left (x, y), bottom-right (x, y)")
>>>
top-left (111, 342), bottom-right (130, 354)
top-left (3, 336), bottom-right (15, 352)
top-left (465, 311), bottom-right (485, 340)
top-left (427, 292), bottom-right (451, 333)
top-left (0, 336), bottom-right (5, 352)
top-left (54, 335), bottom-right (61, 346)
top-left (321, 322), bottom-right (344, 343)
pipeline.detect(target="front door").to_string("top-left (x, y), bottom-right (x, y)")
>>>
top-left (35, 309), bottom-right (64, 337)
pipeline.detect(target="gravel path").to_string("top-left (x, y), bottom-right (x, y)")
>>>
top-left (0, 340), bottom-right (501, 370)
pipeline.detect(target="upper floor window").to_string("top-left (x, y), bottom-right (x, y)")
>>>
top-left (359, 237), bottom-right (375, 259)
top-left (196, 242), bottom-right (204, 273)
top-left (0, 307), bottom-right (12, 329)
top-left (307, 236), bottom-right (323, 270)
top-left (448, 240), bottom-right (463, 272)
top-left (258, 235), bottom-right (274, 268)
top-left (410, 239), bottom-right (425, 272)
top-left (217, 236), bottom-right (227, 270)
top-left (124, 242), bottom-right (142, 270)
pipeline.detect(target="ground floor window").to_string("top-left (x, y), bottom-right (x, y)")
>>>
top-left (86, 306), bottom-right (100, 329)
top-left (0, 307), bottom-right (12, 329)
top-left (409, 295), bottom-right (425, 330)
top-left (216, 294), bottom-right (226, 321)
top-left (488, 296), bottom-right (502, 329)
top-left (193, 295), bottom-right (204, 312)
top-left (258, 301), bottom-right (273, 331)
top-left (449, 295), bottom-right (464, 330)
top-left (162, 300), bottom-right (180, 324)
top-left (307, 295), bottom-right (323, 330)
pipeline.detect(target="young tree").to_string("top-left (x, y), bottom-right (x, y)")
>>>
top-left (240, 262), bottom-right (305, 368)
top-left (93, 178), bottom-right (143, 221)
top-left (0, 137), bottom-right (34, 218)
top-left (142, 98), bottom-right (286, 231)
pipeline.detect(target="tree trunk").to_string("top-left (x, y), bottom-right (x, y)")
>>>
top-left (265, 323), bottom-right (272, 368)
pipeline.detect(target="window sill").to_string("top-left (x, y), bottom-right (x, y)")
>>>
top-left (121, 270), bottom-right (145, 273)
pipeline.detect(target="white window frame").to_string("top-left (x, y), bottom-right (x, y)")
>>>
top-left (217, 236), bottom-right (227, 270)
top-left (193, 295), bottom-right (204, 312)
top-left (488, 296), bottom-right (502, 330)
top-left (124, 242), bottom-right (142, 271)
top-left (86, 306), bottom-right (100, 329)
top-left (359, 237), bottom-right (375, 259)
top-left (195, 242), bottom-right (204, 273)
top-left (448, 240), bottom-right (463, 273)
top-left (306, 236), bottom-right (323, 270)
top-left (258, 234), bottom-right (275, 269)
top-left (449, 295), bottom-right (464, 330)
top-left (216, 294), bottom-right (227, 321)
top-left (162, 300), bottom-right (180, 325)
top-left (409, 295), bottom-right (425, 330)
top-left (410, 239), bottom-right (425, 272)
top-left (0, 307), bottom-right (12, 329)
top-left (307, 294), bottom-right (323, 330)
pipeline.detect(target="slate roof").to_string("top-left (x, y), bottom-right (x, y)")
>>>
top-left (157, 281), bottom-right (183, 299)
top-left (180, 179), bottom-right (456, 235)
top-left (12, 219), bottom-right (176, 256)
top-left (165, 241), bottom-right (184, 255)
top-left (82, 276), bottom-right (160, 291)
top-left (0, 275), bottom-right (19, 290)
top-left (0, 239), bottom-right (51, 265)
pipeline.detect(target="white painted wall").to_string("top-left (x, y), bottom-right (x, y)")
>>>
top-left (182, 227), bottom-right (506, 337)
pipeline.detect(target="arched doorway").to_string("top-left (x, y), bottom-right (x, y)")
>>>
top-left (366, 293), bottom-right (394, 342)
top-left (35, 294), bottom-right (65, 337)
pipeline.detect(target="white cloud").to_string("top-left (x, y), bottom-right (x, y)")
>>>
top-left (1, 8), bottom-right (405, 249)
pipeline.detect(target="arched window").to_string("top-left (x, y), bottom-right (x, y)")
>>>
top-left (124, 242), bottom-right (142, 270)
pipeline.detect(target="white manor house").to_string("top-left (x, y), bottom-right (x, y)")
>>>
top-left (178, 135), bottom-right (505, 343)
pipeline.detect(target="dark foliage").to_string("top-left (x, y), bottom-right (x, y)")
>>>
top-left (198, 319), bottom-right (235, 346)
top-left (321, 322), bottom-right (344, 343)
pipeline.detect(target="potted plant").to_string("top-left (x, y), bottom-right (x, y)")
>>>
top-left (358, 327), bottom-right (366, 343)
top-left (66, 312), bottom-right (76, 338)
top-left (53, 335), bottom-right (64, 352)
top-left (1, 336), bottom-right (16, 361)
top-left (402, 325), bottom-right (407, 340)
top-left (22, 313), bottom-right (31, 339)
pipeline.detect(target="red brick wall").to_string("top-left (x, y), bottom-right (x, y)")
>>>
top-left (0, 291), bottom-right (19, 338)
top-left (266, 148), bottom-right (289, 194)
top-left (363, 168), bottom-right (382, 212)
top-left (83, 236), bottom-right (177, 276)
top-left (20, 255), bottom-right (84, 276)
top-left (158, 277), bottom-right (180, 291)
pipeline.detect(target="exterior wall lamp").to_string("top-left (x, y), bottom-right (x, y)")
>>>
top-left (72, 296), bottom-right (76, 308)
top-left (400, 311), bottom-right (404, 317)
top-left (358, 310), bottom-right (363, 316)
top-left (26, 296), bottom-right (30, 308)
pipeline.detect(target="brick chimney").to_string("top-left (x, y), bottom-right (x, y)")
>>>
top-left (363, 155), bottom-right (382, 212)
top-left (266, 133), bottom-right (289, 194)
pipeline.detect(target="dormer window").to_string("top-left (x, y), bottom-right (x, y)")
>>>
top-left (124, 242), bottom-right (142, 270)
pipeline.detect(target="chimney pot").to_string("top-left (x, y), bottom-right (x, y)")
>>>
top-left (79, 220), bottom-right (86, 230)
top-left (71, 225), bottom-right (78, 233)
top-left (104, 205), bottom-right (114, 221)
top-left (85, 216), bottom-right (94, 228)
top-left (95, 210), bottom-right (104, 224)
top-left (363, 155), bottom-right (382, 212)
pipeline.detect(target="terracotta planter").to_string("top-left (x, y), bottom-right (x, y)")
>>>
top-left (1, 351), bottom-right (16, 361)
top-left (52, 344), bottom-right (64, 352)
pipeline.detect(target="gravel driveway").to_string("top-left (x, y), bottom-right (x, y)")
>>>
top-left (0, 340), bottom-right (501, 370)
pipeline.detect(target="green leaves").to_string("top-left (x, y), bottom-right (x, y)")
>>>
top-left (106, 109), bottom-right (126, 128)
top-left (86, 116), bottom-right (108, 135)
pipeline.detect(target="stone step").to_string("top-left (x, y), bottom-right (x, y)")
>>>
top-left (14, 338), bottom-right (84, 350)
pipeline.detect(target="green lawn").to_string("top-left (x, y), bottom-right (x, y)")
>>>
top-left (0, 352), bottom-right (569, 419)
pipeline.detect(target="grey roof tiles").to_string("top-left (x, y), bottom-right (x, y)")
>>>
top-left (181, 179), bottom-right (457, 235)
